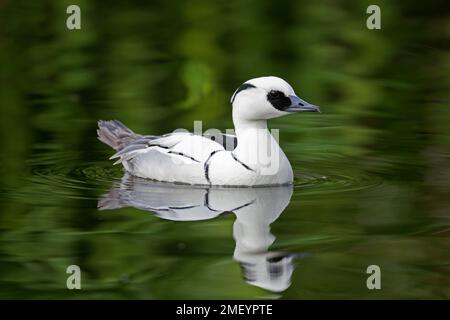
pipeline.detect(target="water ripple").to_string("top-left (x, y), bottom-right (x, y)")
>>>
top-left (2, 150), bottom-right (383, 203)
top-left (294, 167), bottom-right (383, 194)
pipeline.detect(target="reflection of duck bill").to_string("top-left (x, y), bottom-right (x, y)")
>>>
top-left (99, 173), bottom-right (298, 293)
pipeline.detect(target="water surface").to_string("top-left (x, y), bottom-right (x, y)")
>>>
top-left (0, 0), bottom-right (449, 299)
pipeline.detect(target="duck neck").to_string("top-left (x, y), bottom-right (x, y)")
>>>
top-left (232, 116), bottom-right (280, 166)
top-left (233, 118), bottom-right (268, 137)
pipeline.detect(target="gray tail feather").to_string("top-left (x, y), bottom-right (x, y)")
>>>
top-left (97, 120), bottom-right (139, 151)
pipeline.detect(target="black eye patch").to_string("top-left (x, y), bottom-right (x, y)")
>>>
top-left (267, 90), bottom-right (291, 111)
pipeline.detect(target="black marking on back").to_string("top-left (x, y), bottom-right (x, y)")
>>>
top-left (167, 151), bottom-right (200, 163)
top-left (231, 153), bottom-right (255, 172)
top-left (203, 133), bottom-right (237, 151)
top-left (147, 144), bottom-right (169, 149)
top-left (231, 83), bottom-right (256, 103)
top-left (204, 150), bottom-right (223, 184)
top-left (267, 90), bottom-right (291, 111)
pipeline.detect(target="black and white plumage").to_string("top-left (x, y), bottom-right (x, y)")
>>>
top-left (98, 76), bottom-right (320, 186)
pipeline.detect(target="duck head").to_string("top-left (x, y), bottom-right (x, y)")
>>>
top-left (231, 76), bottom-right (320, 121)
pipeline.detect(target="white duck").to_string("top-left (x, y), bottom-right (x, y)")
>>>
top-left (98, 76), bottom-right (320, 186)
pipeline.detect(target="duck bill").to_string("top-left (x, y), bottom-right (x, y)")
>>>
top-left (285, 95), bottom-right (321, 113)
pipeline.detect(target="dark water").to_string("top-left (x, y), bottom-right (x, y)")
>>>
top-left (0, 0), bottom-right (449, 299)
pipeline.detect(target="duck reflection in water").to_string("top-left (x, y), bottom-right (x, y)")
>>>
top-left (99, 174), bottom-right (299, 293)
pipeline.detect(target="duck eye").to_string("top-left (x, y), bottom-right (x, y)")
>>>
top-left (268, 90), bottom-right (283, 98)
